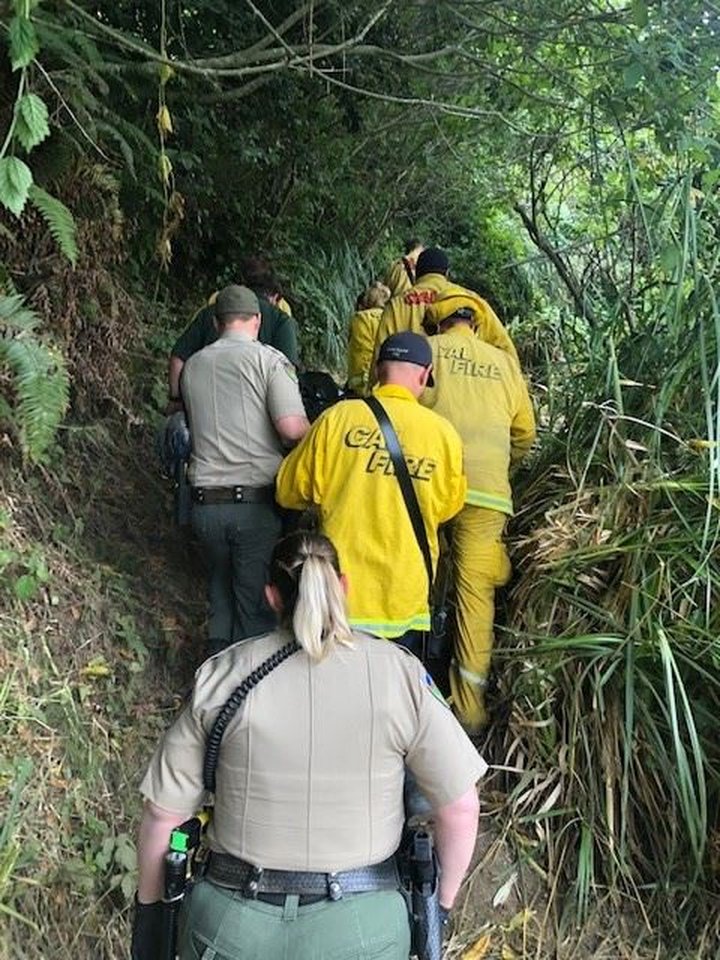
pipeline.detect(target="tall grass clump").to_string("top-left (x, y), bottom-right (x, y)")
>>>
top-left (291, 240), bottom-right (378, 372)
top-left (497, 175), bottom-right (720, 951)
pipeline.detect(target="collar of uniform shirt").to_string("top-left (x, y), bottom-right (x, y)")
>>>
top-left (372, 383), bottom-right (419, 403)
top-left (219, 329), bottom-right (255, 341)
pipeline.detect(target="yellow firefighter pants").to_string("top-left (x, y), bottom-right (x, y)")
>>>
top-left (449, 505), bottom-right (511, 733)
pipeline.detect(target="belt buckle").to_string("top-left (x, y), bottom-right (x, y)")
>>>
top-left (245, 865), bottom-right (263, 899)
top-left (233, 486), bottom-right (244, 503)
top-left (327, 872), bottom-right (343, 901)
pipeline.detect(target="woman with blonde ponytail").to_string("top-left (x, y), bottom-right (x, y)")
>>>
top-left (132, 532), bottom-right (485, 960)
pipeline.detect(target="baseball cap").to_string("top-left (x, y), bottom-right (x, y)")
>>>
top-left (215, 284), bottom-right (260, 318)
top-left (377, 331), bottom-right (434, 386)
top-left (415, 247), bottom-right (449, 279)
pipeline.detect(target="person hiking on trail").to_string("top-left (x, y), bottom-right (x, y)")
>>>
top-left (421, 293), bottom-right (536, 733)
top-left (276, 331), bottom-right (466, 656)
top-left (167, 260), bottom-right (298, 416)
top-left (181, 285), bottom-right (309, 657)
top-left (383, 238), bottom-right (425, 298)
top-left (371, 247), bottom-right (520, 376)
top-left (131, 531), bottom-right (484, 960)
top-left (346, 280), bottom-right (391, 395)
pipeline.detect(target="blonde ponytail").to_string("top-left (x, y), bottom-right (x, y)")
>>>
top-left (269, 532), bottom-right (353, 661)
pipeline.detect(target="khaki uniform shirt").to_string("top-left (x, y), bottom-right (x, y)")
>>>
top-left (140, 630), bottom-right (486, 872)
top-left (182, 331), bottom-right (305, 487)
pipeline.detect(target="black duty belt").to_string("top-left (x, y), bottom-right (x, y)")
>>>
top-left (206, 852), bottom-right (400, 902)
top-left (191, 485), bottom-right (275, 505)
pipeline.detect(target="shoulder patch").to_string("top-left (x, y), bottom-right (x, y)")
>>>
top-left (424, 671), bottom-right (451, 708)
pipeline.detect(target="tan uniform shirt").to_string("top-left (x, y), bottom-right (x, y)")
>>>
top-left (140, 630), bottom-right (486, 872)
top-left (181, 331), bottom-right (305, 487)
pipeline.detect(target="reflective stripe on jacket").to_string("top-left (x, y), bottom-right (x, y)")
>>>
top-left (275, 384), bottom-right (466, 637)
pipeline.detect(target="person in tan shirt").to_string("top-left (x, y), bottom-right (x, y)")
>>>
top-left (132, 532), bottom-right (485, 960)
top-left (181, 284), bottom-right (309, 656)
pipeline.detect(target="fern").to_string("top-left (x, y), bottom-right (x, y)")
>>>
top-left (0, 293), bottom-right (41, 332)
top-left (28, 185), bottom-right (78, 266)
top-left (0, 294), bottom-right (70, 463)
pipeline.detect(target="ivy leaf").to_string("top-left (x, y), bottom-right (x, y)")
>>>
top-left (8, 16), bottom-right (39, 71)
top-left (0, 157), bottom-right (33, 217)
top-left (14, 93), bottom-right (50, 153)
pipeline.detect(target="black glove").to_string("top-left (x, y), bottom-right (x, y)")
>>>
top-left (131, 897), bottom-right (164, 960)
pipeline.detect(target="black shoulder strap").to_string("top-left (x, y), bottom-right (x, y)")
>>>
top-left (402, 257), bottom-right (415, 285)
top-left (364, 396), bottom-right (433, 603)
top-left (203, 639), bottom-right (299, 793)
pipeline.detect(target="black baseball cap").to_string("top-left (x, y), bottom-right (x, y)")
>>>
top-left (377, 331), bottom-right (434, 386)
top-left (415, 247), bottom-right (449, 279)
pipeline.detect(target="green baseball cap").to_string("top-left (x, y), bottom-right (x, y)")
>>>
top-left (215, 284), bottom-right (260, 318)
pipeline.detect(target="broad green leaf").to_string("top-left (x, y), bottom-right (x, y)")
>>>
top-left (14, 93), bottom-right (50, 152)
top-left (623, 61), bottom-right (644, 89)
top-left (8, 16), bottom-right (39, 71)
top-left (632, 0), bottom-right (648, 28)
top-left (14, 573), bottom-right (38, 601)
top-left (0, 157), bottom-right (33, 217)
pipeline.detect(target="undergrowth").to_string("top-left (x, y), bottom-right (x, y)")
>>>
top-left (0, 423), bottom-right (203, 960)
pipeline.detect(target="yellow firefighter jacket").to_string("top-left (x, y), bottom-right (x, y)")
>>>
top-left (346, 307), bottom-right (383, 395)
top-left (275, 384), bottom-right (467, 637)
top-left (384, 257), bottom-right (416, 298)
top-left (421, 325), bottom-right (535, 514)
top-left (373, 275), bottom-right (519, 371)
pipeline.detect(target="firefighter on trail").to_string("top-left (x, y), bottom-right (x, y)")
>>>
top-left (276, 332), bottom-right (466, 655)
top-left (346, 281), bottom-right (391, 395)
top-left (131, 531), bottom-right (484, 960)
top-left (421, 293), bottom-right (536, 732)
top-left (372, 247), bottom-right (520, 375)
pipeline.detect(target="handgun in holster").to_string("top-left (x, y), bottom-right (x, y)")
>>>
top-left (161, 809), bottom-right (211, 960)
top-left (404, 829), bottom-right (443, 960)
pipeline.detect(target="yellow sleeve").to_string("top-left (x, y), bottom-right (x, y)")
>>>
top-left (510, 370), bottom-right (536, 464)
top-left (346, 312), bottom-right (375, 394)
top-left (475, 301), bottom-right (520, 366)
top-left (384, 260), bottom-right (412, 298)
top-left (369, 298), bottom-right (404, 385)
top-left (275, 417), bottom-right (328, 510)
top-left (439, 426), bottom-right (467, 523)
top-left (277, 297), bottom-right (292, 317)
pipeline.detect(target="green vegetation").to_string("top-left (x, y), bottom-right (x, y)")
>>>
top-left (1, 0), bottom-right (718, 957)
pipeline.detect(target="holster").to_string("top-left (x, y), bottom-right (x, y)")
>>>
top-left (399, 829), bottom-right (443, 960)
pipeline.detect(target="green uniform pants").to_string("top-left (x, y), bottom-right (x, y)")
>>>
top-left (449, 505), bottom-right (511, 733)
top-left (179, 879), bottom-right (411, 960)
top-left (191, 502), bottom-right (281, 653)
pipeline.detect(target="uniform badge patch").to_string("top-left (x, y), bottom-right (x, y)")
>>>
top-left (425, 672), bottom-right (450, 708)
